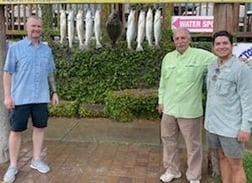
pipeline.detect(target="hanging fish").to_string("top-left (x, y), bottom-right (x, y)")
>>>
top-left (94, 9), bottom-right (102, 49)
top-left (106, 10), bottom-right (122, 48)
top-left (84, 9), bottom-right (93, 50)
top-left (145, 7), bottom-right (154, 49)
top-left (76, 9), bottom-right (84, 49)
top-left (136, 10), bottom-right (146, 52)
top-left (67, 10), bottom-right (75, 48)
top-left (60, 9), bottom-right (66, 44)
top-left (126, 9), bottom-right (136, 51)
top-left (154, 8), bottom-right (162, 49)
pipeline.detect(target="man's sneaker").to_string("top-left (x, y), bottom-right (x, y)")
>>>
top-left (160, 171), bottom-right (182, 182)
top-left (30, 159), bottom-right (50, 173)
top-left (190, 180), bottom-right (200, 183)
top-left (3, 166), bottom-right (18, 182)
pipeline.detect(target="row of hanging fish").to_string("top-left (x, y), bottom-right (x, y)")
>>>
top-left (59, 7), bottom-right (162, 51)
top-left (60, 9), bottom-right (102, 50)
top-left (126, 7), bottom-right (162, 51)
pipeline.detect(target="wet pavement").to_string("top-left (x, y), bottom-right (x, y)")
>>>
top-left (0, 117), bottom-right (251, 183)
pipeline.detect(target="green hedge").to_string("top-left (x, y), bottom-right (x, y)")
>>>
top-left (53, 46), bottom-right (168, 104)
top-left (48, 100), bottom-right (79, 118)
top-left (244, 153), bottom-right (252, 182)
top-left (49, 42), bottom-right (212, 120)
top-left (52, 42), bottom-right (212, 104)
top-left (48, 101), bottom-right (104, 118)
top-left (78, 103), bottom-right (104, 118)
top-left (104, 89), bottom-right (159, 122)
top-left (48, 89), bottom-right (159, 121)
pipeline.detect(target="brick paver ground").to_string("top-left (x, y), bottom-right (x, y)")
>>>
top-left (0, 141), bottom-right (217, 183)
top-left (0, 118), bottom-right (249, 183)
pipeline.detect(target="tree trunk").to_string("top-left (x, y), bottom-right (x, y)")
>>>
top-left (0, 5), bottom-right (10, 164)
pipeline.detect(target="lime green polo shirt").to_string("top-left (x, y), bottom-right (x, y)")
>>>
top-left (158, 47), bottom-right (215, 118)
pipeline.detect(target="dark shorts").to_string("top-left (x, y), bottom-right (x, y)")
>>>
top-left (206, 131), bottom-right (244, 158)
top-left (9, 103), bottom-right (49, 132)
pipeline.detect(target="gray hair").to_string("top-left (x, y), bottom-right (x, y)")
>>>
top-left (26, 15), bottom-right (42, 23)
top-left (172, 27), bottom-right (191, 39)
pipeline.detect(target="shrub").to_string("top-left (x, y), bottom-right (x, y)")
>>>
top-left (78, 103), bottom-right (104, 118)
top-left (244, 153), bottom-right (252, 182)
top-left (48, 100), bottom-right (79, 118)
top-left (104, 89), bottom-right (159, 122)
top-left (53, 48), bottom-right (167, 104)
top-left (49, 41), bottom-right (212, 119)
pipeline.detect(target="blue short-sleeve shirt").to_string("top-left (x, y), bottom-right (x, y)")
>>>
top-left (4, 37), bottom-right (55, 105)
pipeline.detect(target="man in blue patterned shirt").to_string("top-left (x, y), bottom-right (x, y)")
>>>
top-left (3, 15), bottom-right (59, 182)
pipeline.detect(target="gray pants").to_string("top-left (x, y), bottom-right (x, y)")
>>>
top-left (161, 114), bottom-right (203, 181)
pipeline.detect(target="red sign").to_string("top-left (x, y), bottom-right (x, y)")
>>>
top-left (172, 16), bottom-right (214, 32)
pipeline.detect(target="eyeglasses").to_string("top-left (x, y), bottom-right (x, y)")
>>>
top-left (212, 68), bottom-right (220, 81)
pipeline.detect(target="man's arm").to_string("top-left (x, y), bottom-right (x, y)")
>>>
top-left (48, 73), bottom-right (59, 106)
top-left (237, 65), bottom-right (252, 141)
top-left (3, 72), bottom-right (14, 109)
top-left (48, 73), bottom-right (57, 93)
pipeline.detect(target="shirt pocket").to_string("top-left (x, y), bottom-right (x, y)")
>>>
top-left (39, 55), bottom-right (50, 72)
top-left (164, 66), bottom-right (176, 79)
top-left (184, 64), bottom-right (201, 82)
top-left (217, 74), bottom-right (234, 95)
top-left (16, 53), bottom-right (31, 72)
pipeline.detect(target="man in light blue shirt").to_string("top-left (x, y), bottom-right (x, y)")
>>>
top-left (204, 30), bottom-right (252, 183)
top-left (3, 16), bottom-right (59, 182)
top-left (4, 38), bottom-right (54, 105)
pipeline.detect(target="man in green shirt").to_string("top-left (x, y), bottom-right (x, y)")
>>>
top-left (158, 28), bottom-right (215, 183)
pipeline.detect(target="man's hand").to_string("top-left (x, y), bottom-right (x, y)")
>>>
top-left (239, 57), bottom-right (250, 64)
top-left (158, 104), bottom-right (164, 114)
top-left (4, 96), bottom-right (14, 110)
top-left (237, 130), bottom-right (250, 142)
top-left (51, 93), bottom-right (59, 106)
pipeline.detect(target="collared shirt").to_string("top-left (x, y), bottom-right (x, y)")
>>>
top-left (158, 47), bottom-right (215, 118)
top-left (4, 37), bottom-right (55, 105)
top-left (204, 56), bottom-right (252, 137)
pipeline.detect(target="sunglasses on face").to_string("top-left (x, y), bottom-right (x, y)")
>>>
top-left (212, 68), bottom-right (220, 81)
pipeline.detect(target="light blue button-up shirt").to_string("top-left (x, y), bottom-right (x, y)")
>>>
top-left (4, 37), bottom-right (55, 105)
top-left (204, 56), bottom-right (252, 137)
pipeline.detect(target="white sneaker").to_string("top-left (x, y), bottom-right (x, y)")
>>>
top-left (3, 166), bottom-right (18, 182)
top-left (160, 171), bottom-right (182, 182)
top-left (190, 180), bottom-right (200, 183)
top-left (30, 159), bottom-right (50, 173)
